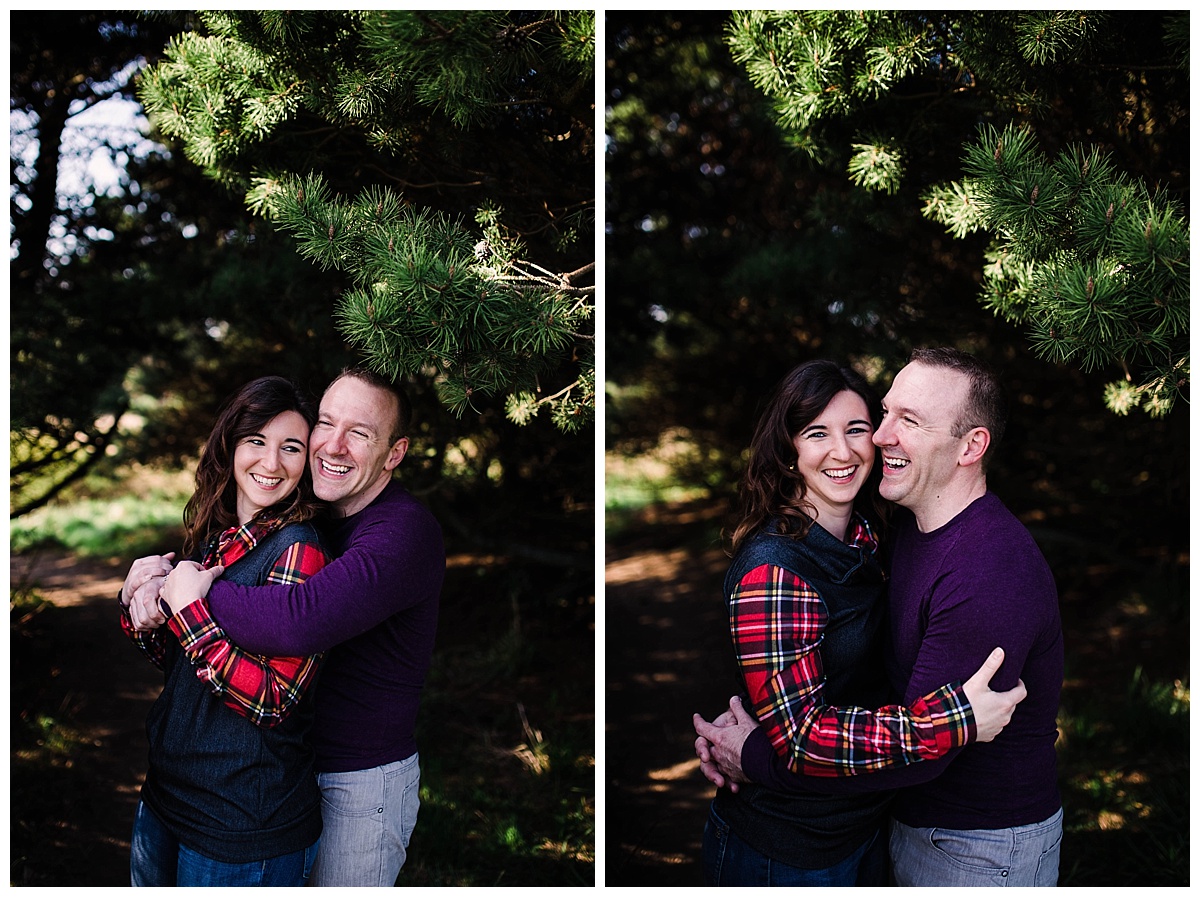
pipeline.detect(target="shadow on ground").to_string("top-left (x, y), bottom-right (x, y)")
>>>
top-left (604, 499), bottom-right (736, 886)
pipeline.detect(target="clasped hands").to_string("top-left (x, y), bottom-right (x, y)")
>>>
top-left (692, 696), bottom-right (758, 793)
top-left (119, 552), bottom-right (225, 631)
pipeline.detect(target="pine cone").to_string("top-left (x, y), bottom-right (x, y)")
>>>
top-left (497, 24), bottom-right (527, 53)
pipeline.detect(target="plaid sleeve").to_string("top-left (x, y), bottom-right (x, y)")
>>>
top-left (730, 563), bottom-right (974, 777)
top-left (168, 539), bottom-right (330, 728)
top-left (119, 603), bottom-right (167, 670)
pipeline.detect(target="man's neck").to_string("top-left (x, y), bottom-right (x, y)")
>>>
top-left (332, 476), bottom-right (391, 519)
top-left (912, 477), bottom-right (987, 533)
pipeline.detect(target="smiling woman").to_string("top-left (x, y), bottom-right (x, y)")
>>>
top-left (116, 375), bottom-right (332, 886)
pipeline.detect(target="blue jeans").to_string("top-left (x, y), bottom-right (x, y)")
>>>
top-left (130, 801), bottom-right (318, 886)
top-left (310, 753), bottom-right (422, 886)
top-left (890, 807), bottom-right (1063, 886)
top-left (702, 801), bottom-right (888, 886)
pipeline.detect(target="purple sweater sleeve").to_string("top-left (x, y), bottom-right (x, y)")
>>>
top-left (207, 491), bottom-right (444, 656)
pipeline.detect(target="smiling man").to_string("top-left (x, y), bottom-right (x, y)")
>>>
top-left (134, 366), bottom-right (445, 887)
top-left (696, 347), bottom-right (1064, 887)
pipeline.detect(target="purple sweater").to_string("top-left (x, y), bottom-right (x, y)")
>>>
top-left (208, 480), bottom-right (445, 773)
top-left (745, 492), bottom-right (1063, 830)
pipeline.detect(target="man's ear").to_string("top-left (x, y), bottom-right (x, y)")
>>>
top-left (959, 427), bottom-right (990, 468)
top-left (385, 437), bottom-right (409, 471)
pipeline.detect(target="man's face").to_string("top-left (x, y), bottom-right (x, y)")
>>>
top-left (872, 362), bottom-right (971, 518)
top-left (309, 376), bottom-right (408, 517)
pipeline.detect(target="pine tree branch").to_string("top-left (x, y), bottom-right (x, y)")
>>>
top-left (363, 162), bottom-right (483, 190)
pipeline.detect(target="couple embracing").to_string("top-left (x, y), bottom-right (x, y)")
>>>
top-left (694, 347), bottom-right (1064, 887)
top-left (120, 367), bottom-right (444, 886)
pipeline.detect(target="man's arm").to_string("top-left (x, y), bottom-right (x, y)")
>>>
top-left (162, 540), bottom-right (329, 727)
top-left (206, 504), bottom-right (444, 656)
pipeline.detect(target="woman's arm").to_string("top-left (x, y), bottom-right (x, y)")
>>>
top-left (164, 539), bottom-right (329, 728)
top-left (732, 563), bottom-right (974, 776)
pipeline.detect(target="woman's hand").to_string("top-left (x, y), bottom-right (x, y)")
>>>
top-left (160, 561), bottom-right (225, 615)
top-left (963, 647), bottom-right (1027, 742)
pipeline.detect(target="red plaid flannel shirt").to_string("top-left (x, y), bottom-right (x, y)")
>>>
top-left (121, 517), bottom-right (329, 728)
top-left (730, 516), bottom-right (973, 776)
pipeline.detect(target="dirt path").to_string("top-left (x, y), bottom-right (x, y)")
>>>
top-left (10, 548), bottom-right (164, 886)
top-left (603, 499), bottom-right (738, 885)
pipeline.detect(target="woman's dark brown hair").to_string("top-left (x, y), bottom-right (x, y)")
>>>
top-left (729, 360), bottom-right (885, 554)
top-left (182, 376), bottom-right (323, 558)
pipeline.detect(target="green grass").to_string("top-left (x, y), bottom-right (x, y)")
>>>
top-left (1056, 666), bottom-right (1189, 886)
top-left (402, 568), bottom-right (596, 885)
top-left (605, 436), bottom-right (715, 539)
top-left (11, 487), bottom-right (188, 558)
top-left (1052, 561), bottom-right (1190, 887)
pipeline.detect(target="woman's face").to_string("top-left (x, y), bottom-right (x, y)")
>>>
top-left (790, 390), bottom-right (875, 524)
top-left (232, 410), bottom-right (310, 525)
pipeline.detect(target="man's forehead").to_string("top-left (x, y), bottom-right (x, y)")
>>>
top-left (319, 377), bottom-right (396, 432)
top-left (888, 363), bottom-right (968, 414)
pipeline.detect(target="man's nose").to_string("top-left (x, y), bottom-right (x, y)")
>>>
top-left (873, 420), bottom-right (893, 446)
top-left (323, 428), bottom-right (348, 455)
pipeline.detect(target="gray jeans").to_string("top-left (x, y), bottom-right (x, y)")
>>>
top-left (309, 754), bottom-right (422, 887)
top-left (890, 807), bottom-right (1063, 886)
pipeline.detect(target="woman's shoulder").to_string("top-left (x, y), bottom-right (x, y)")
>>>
top-left (260, 519), bottom-right (328, 557)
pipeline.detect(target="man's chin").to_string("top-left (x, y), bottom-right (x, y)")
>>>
top-left (313, 482), bottom-right (346, 503)
top-left (877, 482), bottom-right (904, 503)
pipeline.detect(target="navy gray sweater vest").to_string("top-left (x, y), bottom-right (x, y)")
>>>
top-left (140, 522), bottom-right (324, 863)
top-left (713, 518), bottom-right (893, 869)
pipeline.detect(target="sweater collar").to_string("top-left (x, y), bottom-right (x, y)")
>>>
top-left (764, 513), bottom-right (882, 586)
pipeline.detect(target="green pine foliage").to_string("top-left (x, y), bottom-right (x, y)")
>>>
top-left (140, 10), bottom-right (594, 430)
top-left (725, 10), bottom-right (1189, 416)
top-left (927, 126), bottom-right (1188, 417)
top-left (258, 172), bottom-right (594, 430)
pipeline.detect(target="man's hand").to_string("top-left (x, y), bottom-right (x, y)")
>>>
top-left (120, 553), bottom-right (175, 608)
top-left (692, 696), bottom-right (760, 792)
top-left (693, 707), bottom-right (739, 789)
top-left (962, 647), bottom-right (1027, 742)
top-left (129, 581), bottom-right (167, 631)
top-left (160, 561), bottom-right (224, 615)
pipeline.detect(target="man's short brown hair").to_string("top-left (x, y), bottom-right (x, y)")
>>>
top-left (331, 366), bottom-right (412, 445)
top-left (910, 347), bottom-right (1007, 465)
